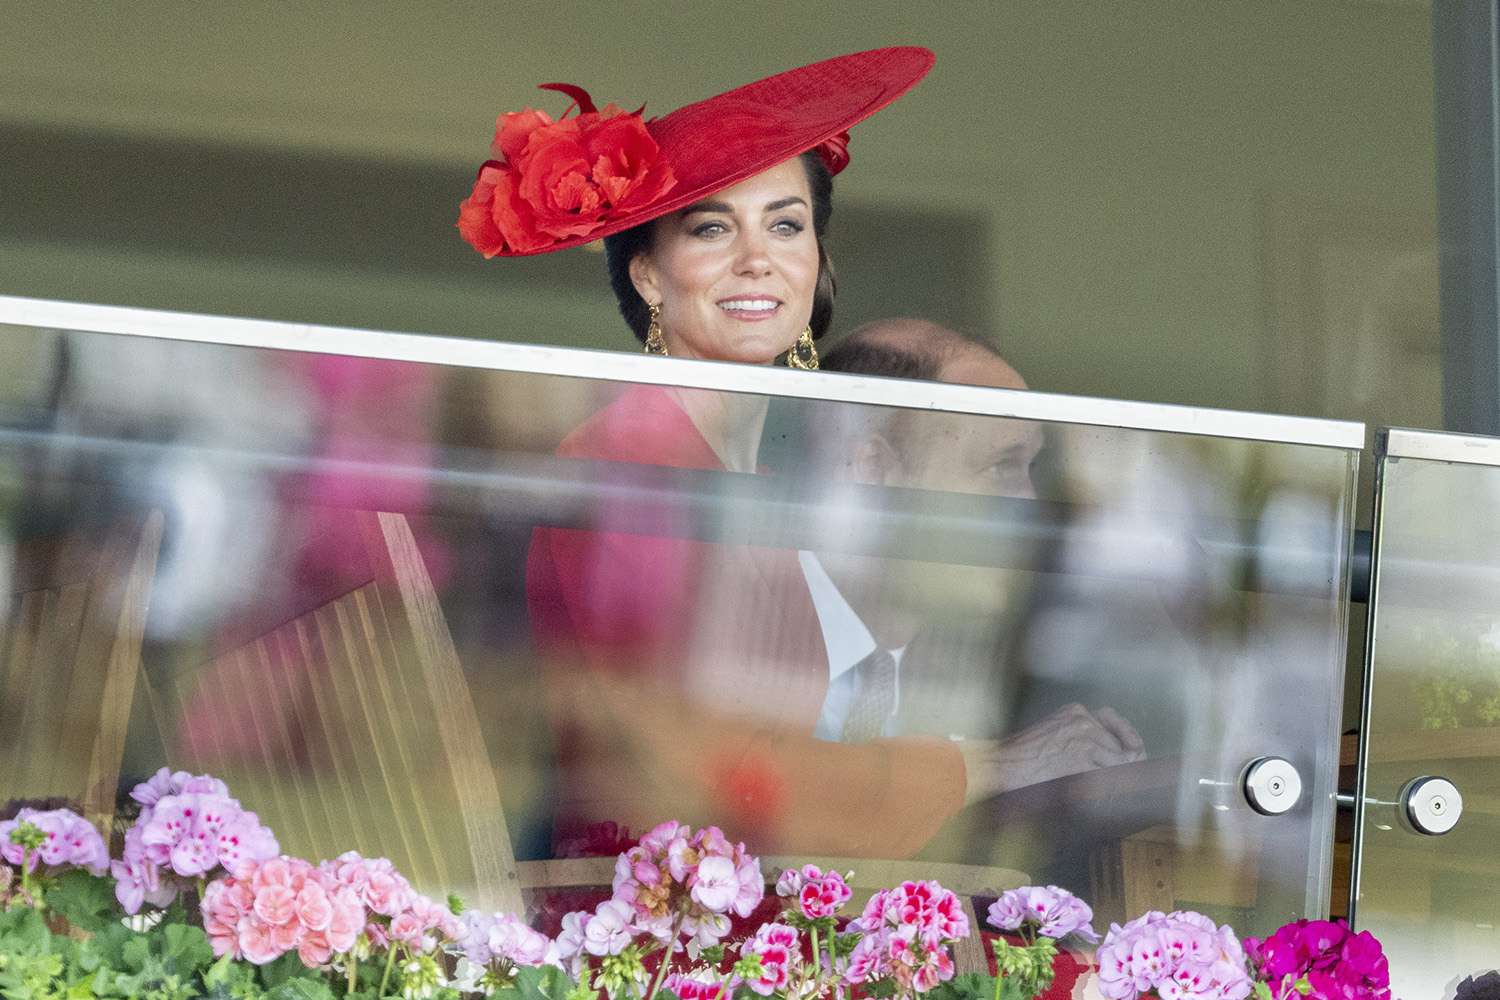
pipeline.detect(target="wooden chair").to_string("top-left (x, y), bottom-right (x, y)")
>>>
top-left (0, 513), bottom-right (164, 837)
top-left (150, 510), bottom-right (523, 913)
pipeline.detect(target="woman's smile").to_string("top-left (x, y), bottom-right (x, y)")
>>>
top-left (717, 297), bottom-right (783, 321)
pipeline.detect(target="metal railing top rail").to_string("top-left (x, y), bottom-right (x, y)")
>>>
top-left (0, 295), bottom-right (1366, 450)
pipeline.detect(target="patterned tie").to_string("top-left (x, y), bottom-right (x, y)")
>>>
top-left (841, 647), bottom-right (898, 743)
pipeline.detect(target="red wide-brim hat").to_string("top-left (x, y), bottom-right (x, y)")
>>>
top-left (458, 46), bottom-right (935, 258)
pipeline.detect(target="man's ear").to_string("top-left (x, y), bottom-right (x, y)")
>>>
top-left (851, 433), bottom-right (904, 486)
top-left (628, 253), bottom-right (660, 307)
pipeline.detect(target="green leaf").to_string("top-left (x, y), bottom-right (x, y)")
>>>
top-left (257, 955), bottom-right (310, 990)
top-left (0, 907), bottom-right (51, 957)
top-left (160, 924), bottom-right (214, 976)
top-left (265, 979), bottom-right (335, 1000)
top-left (511, 963), bottom-right (573, 1000)
top-left (45, 873), bottom-right (118, 935)
top-left (119, 937), bottom-right (151, 975)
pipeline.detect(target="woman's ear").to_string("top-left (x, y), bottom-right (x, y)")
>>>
top-left (628, 254), bottom-right (660, 308)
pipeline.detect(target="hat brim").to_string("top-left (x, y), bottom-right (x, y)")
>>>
top-left (494, 46), bottom-right (934, 257)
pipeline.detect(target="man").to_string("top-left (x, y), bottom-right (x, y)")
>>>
top-left (534, 319), bottom-right (1141, 860)
top-left (808, 318), bottom-right (1145, 804)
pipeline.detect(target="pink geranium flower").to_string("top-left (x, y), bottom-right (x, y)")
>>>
top-left (202, 855), bottom-right (365, 969)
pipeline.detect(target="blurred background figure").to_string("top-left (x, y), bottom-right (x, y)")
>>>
top-left (809, 319), bottom-right (1145, 804)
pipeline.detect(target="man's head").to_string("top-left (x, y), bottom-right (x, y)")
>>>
top-left (803, 318), bottom-right (1044, 647)
top-left (818, 318), bottom-right (1041, 500)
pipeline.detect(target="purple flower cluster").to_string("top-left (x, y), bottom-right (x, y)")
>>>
top-left (986, 885), bottom-right (1098, 943)
top-left (1245, 919), bottom-right (1390, 1000)
top-left (845, 880), bottom-right (971, 995)
top-left (458, 909), bottom-right (558, 969)
top-left (1096, 910), bottom-right (1253, 1000)
top-left (0, 808), bottom-right (108, 876)
top-left (111, 768), bottom-right (278, 914)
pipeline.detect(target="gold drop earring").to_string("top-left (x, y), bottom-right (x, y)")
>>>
top-left (643, 302), bottom-right (669, 355)
top-left (786, 326), bottom-right (818, 370)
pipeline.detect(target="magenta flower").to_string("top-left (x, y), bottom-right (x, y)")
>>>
top-left (664, 972), bottom-right (728, 1000)
top-left (741, 922), bottom-right (798, 996)
top-left (0, 808), bottom-right (108, 876)
top-left (986, 885), bottom-right (1098, 943)
top-left (1096, 910), bottom-right (1252, 1000)
top-left (788, 864), bottom-right (852, 921)
top-left (1244, 918), bottom-right (1390, 999)
top-left (846, 880), bottom-right (969, 996)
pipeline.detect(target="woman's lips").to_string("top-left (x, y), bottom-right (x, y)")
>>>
top-left (717, 298), bottom-right (782, 321)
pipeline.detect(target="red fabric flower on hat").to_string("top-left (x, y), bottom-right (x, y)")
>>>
top-left (457, 85), bottom-right (677, 257)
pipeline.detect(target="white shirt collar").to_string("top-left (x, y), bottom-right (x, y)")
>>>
top-left (797, 550), bottom-right (903, 680)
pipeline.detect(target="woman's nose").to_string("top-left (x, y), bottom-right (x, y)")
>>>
top-left (732, 230), bottom-right (773, 275)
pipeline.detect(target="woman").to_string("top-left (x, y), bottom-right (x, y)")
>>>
top-left (458, 49), bottom-right (968, 858)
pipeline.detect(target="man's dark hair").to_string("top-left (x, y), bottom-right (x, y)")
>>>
top-left (604, 150), bottom-right (835, 344)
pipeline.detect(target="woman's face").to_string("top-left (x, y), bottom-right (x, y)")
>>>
top-left (630, 158), bottom-right (819, 364)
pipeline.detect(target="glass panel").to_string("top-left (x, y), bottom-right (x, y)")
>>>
top-left (1357, 443), bottom-right (1500, 997)
top-left (0, 321), bottom-right (1355, 937)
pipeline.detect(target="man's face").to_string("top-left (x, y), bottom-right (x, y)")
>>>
top-left (868, 347), bottom-right (1045, 624)
top-left (887, 348), bottom-right (1043, 501)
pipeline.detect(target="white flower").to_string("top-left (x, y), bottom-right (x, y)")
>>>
top-left (583, 899), bottom-right (634, 957)
top-left (690, 855), bottom-right (738, 912)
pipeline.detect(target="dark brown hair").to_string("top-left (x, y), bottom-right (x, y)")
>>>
top-left (605, 150), bottom-right (835, 344)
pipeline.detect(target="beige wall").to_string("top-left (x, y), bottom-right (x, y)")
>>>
top-left (0, 0), bottom-right (1437, 420)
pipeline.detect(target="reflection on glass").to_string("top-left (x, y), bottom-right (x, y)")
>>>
top-left (1358, 453), bottom-right (1500, 998)
top-left (0, 322), bottom-right (1354, 937)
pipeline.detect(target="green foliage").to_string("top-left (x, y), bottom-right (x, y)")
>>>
top-left (88, 922), bottom-right (217, 1000)
top-left (989, 936), bottom-right (1057, 999)
top-left (45, 875), bottom-right (119, 936)
top-left (488, 962), bottom-right (575, 1000)
top-left (265, 979), bottom-right (337, 1000)
top-left (829, 933), bottom-right (861, 958)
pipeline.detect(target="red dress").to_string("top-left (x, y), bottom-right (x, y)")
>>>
top-left (526, 385), bottom-right (964, 858)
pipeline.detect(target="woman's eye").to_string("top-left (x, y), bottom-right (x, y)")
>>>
top-left (691, 221), bottom-right (728, 238)
top-left (772, 219), bottom-right (805, 236)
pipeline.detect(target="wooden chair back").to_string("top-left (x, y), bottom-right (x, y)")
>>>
top-left (0, 513), bottom-right (163, 835)
top-left (151, 511), bottom-right (523, 913)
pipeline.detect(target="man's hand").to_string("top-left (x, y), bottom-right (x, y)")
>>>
top-left (957, 703), bottom-right (1146, 806)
